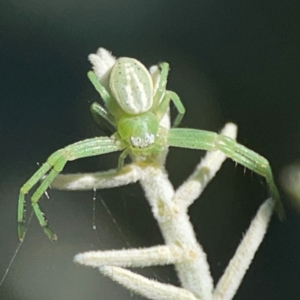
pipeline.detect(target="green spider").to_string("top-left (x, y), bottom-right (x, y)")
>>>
top-left (18, 49), bottom-right (284, 241)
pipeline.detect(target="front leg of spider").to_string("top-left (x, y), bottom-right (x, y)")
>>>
top-left (18, 136), bottom-right (125, 241)
top-left (168, 128), bottom-right (285, 219)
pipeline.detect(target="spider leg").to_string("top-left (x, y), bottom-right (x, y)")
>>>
top-left (89, 69), bottom-right (117, 134)
top-left (90, 102), bottom-right (116, 133)
top-left (152, 62), bottom-right (169, 108)
top-left (18, 136), bottom-right (125, 241)
top-left (88, 71), bottom-right (112, 104)
top-left (156, 90), bottom-right (185, 127)
top-left (168, 128), bottom-right (285, 219)
top-left (89, 71), bottom-right (123, 130)
top-left (116, 148), bottom-right (131, 171)
top-left (153, 62), bottom-right (186, 127)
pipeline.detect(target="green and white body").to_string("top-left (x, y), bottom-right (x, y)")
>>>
top-left (18, 48), bottom-right (284, 242)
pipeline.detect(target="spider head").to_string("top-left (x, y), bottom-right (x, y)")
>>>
top-left (118, 112), bottom-right (160, 154)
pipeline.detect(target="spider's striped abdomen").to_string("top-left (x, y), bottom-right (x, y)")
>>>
top-left (110, 57), bottom-right (154, 115)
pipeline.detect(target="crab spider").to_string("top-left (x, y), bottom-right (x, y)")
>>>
top-left (18, 48), bottom-right (284, 242)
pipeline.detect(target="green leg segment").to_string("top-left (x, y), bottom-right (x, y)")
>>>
top-left (18, 136), bottom-right (125, 241)
top-left (168, 128), bottom-right (285, 219)
top-left (90, 102), bottom-right (116, 134)
top-left (118, 148), bottom-right (130, 171)
top-left (156, 91), bottom-right (185, 127)
top-left (153, 62), bottom-right (169, 108)
top-left (153, 62), bottom-right (186, 127)
top-left (88, 71), bottom-right (112, 104)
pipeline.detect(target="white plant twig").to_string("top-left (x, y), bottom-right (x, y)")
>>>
top-left (50, 49), bottom-right (275, 299)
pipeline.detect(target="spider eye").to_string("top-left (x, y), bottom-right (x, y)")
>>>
top-left (145, 133), bottom-right (155, 145)
top-left (130, 134), bottom-right (155, 148)
top-left (130, 137), bottom-right (142, 147)
top-left (149, 134), bottom-right (155, 144)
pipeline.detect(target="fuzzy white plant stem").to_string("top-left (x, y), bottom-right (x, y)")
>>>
top-left (51, 164), bottom-right (142, 190)
top-left (100, 266), bottom-right (199, 300)
top-left (213, 198), bottom-right (274, 300)
top-left (75, 245), bottom-right (185, 268)
top-left (138, 163), bottom-right (213, 299)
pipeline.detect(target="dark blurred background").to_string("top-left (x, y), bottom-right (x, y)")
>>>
top-left (1, 1), bottom-right (300, 299)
